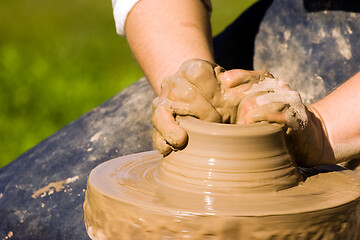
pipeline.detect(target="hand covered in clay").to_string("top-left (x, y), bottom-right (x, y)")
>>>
top-left (236, 77), bottom-right (308, 129)
top-left (152, 58), bottom-right (273, 155)
top-left (236, 77), bottom-right (329, 167)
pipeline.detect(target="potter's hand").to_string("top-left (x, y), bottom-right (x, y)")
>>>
top-left (152, 58), bottom-right (272, 155)
top-left (236, 78), bottom-right (308, 130)
top-left (236, 77), bottom-right (328, 167)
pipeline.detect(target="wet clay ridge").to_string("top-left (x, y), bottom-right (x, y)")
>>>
top-left (84, 117), bottom-right (360, 239)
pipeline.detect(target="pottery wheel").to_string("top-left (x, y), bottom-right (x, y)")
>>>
top-left (84, 151), bottom-right (360, 239)
top-left (84, 117), bottom-right (360, 239)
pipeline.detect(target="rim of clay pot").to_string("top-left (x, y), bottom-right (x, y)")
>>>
top-left (177, 116), bottom-right (283, 136)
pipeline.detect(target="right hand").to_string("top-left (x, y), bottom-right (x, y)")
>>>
top-left (235, 77), bottom-right (328, 167)
top-left (152, 58), bottom-right (273, 155)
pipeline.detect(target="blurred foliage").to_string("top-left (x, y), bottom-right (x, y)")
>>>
top-left (0, 0), bottom-right (256, 168)
top-left (211, 0), bottom-right (257, 35)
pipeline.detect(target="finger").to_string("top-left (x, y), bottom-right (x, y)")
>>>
top-left (237, 91), bottom-right (269, 118)
top-left (238, 89), bottom-right (308, 129)
top-left (219, 69), bottom-right (274, 88)
top-left (153, 129), bottom-right (172, 156)
top-left (254, 91), bottom-right (307, 129)
top-left (170, 100), bottom-right (222, 122)
top-left (224, 83), bottom-right (254, 105)
top-left (236, 102), bottom-right (288, 125)
top-left (244, 78), bottom-right (291, 96)
top-left (152, 99), bottom-right (188, 148)
top-left (222, 77), bottom-right (280, 109)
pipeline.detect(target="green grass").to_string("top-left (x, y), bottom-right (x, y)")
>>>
top-left (0, 0), bottom-right (256, 168)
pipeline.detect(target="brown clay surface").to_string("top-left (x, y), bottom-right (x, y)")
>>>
top-left (84, 117), bottom-right (360, 239)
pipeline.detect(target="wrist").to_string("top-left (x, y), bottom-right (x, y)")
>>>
top-left (288, 106), bottom-right (335, 167)
top-left (307, 106), bottom-right (336, 165)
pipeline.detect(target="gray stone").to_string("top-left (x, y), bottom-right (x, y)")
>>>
top-left (0, 78), bottom-right (155, 240)
top-left (254, 0), bottom-right (360, 104)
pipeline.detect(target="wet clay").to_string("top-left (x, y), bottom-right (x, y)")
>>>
top-left (152, 59), bottom-right (277, 155)
top-left (32, 176), bottom-right (79, 199)
top-left (84, 117), bottom-right (360, 239)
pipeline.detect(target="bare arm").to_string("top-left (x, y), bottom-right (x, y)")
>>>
top-left (124, 1), bottom-right (360, 166)
top-left (311, 71), bottom-right (360, 164)
top-left (125, 0), bottom-right (214, 95)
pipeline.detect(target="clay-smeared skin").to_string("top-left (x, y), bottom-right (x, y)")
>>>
top-left (238, 77), bottom-right (308, 130)
top-left (152, 59), bottom-right (334, 168)
top-left (152, 59), bottom-right (312, 158)
top-left (84, 118), bottom-right (360, 240)
top-left (152, 58), bottom-right (273, 155)
top-left (286, 107), bottom-right (332, 167)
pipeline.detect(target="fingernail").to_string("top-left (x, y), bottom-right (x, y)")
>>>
top-left (168, 132), bottom-right (184, 147)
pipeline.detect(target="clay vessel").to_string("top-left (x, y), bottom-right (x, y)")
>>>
top-left (84, 117), bottom-right (360, 239)
top-left (158, 116), bottom-right (302, 193)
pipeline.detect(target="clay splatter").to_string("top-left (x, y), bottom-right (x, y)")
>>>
top-left (2, 231), bottom-right (13, 240)
top-left (90, 132), bottom-right (104, 142)
top-left (32, 176), bottom-right (79, 199)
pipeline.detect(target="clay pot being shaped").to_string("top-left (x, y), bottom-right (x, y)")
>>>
top-left (84, 117), bottom-right (360, 240)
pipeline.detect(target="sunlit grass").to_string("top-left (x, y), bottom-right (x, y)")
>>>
top-left (0, 0), bottom-right (256, 167)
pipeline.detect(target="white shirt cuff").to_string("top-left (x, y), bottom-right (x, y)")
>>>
top-left (112, 0), bottom-right (140, 36)
top-left (112, 0), bottom-right (212, 37)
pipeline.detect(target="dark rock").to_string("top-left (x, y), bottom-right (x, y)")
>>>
top-left (254, 0), bottom-right (360, 104)
top-left (0, 78), bottom-right (155, 240)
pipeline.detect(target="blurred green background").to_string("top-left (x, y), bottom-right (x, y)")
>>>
top-left (0, 0), bottom-right (256, 168)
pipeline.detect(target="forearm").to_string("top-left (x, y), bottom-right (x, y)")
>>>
top-left (125, 0), bottom-right (214, 95)
top-left (310, 71), bottom-right (360, 164)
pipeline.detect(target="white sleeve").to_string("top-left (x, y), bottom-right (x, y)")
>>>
top-left (112, 0), bottom-right (140, 36)
top-left (112, 0), bottom-right (212, 36)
